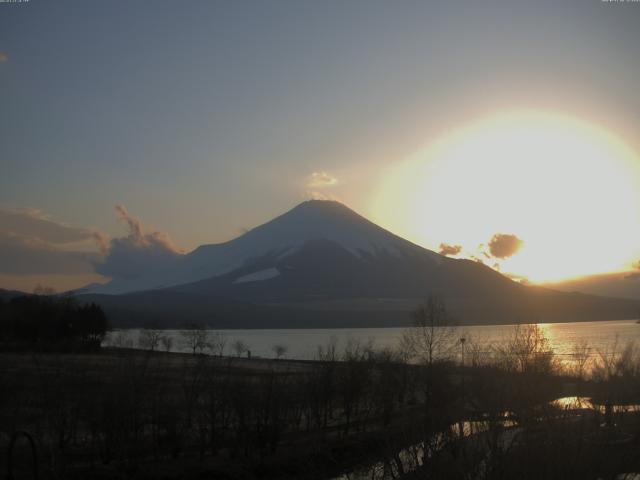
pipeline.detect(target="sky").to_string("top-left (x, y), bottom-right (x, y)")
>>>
top-left (1, 0), bottom-right (640, 291)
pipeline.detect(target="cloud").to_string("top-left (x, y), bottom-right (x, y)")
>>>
top-left (306, 190), bottom-right (338, 201)
top-left (438, 234), bottom-right (523, 274)
top-left (0, 231), bottom-right (98, 275)
top-left (0, 207), bottom-right (108, 278)
top-left (308, 171), bottom-right (338, 188)
top-left (0, 207), bottom-right (101, 246)
top-left (476, 244), bottom-right (491, 259)
top-left (114, 204), bottom-right (180, 252)
top-left (95, 205), bottom-right (182, 280)
top-left (0, 204), bottom-right (182, 284)
top-left (0, 52), bottom-right (7, 63)
top-left (92, 231), bottom-right (110, 255)
top-left (438, 243), bottom-right (462, 257)
top-left (487, 233), bottom-right (523, 259)
top-left (115, 205), bottom-right (144, 244)
top-left (505, 272), bottom-right (531, 285)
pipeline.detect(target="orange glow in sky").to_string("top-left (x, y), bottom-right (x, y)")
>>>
top-left (371, 111), bottom-right (640, 283)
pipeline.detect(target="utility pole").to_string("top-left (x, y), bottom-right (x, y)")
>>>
top-left (455, 336), bottom-right (467, 439)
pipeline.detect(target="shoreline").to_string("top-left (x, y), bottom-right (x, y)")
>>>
top-left (108, 317), bottom-right (640, 331)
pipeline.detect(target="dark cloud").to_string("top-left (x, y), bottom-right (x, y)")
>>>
top-left (0, 232), bottom-right (97, 275)
top-left (438, 243), bottom-right (462, 257)
top-left (487, 233), bottom-right (523, 259)
top-left (95, 205), bottom-right (182, 280)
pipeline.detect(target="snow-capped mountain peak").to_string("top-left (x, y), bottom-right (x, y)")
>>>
top-left (87, 200), bottom-right (442, 294)
top-left (195, 200), bottom-right (437, 259)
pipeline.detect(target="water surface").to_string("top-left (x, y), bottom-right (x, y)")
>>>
top-left (106, 319), bottom-right (640, 362)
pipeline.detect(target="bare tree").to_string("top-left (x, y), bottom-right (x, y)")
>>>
top-left (232, 339), bottom-right (248, 357)
top-left (316, 336), bottom-right (338, 361)
top-left (109, 330), bottom-right (134, 349)
top-left (208, 331), bottom-right (227, 357)
top-left (272, 344), bottom-right (288, 359)
top-left (401, 295), bottom-right (455, 365)
top-left (493, 324), bottom-right (558, 375)
top-left (138, 329), bottom-right (162, 351)
top-left (180, 325), bottom-right (210, 355)
top-left (571, 339), bottom-right (591, 380)
top-left (160, 335), bottom-right (173, 352)
top-left (343, 337), bottom-right (375, 362)
top-left (592, 338), bottom-right (639, 382)
top-left (464, 335), bottom-right (486, 367)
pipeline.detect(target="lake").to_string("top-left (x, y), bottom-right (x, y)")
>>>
top-left (105, 318), bottom-right (640, 363)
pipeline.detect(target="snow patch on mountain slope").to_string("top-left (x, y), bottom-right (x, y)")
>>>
top-left (233, 268), bottom-right (281, 284)
top-left (86, 201), bottom-right (444, 294)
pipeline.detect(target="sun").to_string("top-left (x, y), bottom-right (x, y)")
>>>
top-left (371, 111), bottom-right (640, 283)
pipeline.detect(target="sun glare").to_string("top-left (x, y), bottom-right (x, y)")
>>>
top-left (372, 112), bottom-right (640, 283)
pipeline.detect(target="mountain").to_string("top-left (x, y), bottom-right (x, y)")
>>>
top-left (88, 200), bottom-right (519, 297)
top-left (88, 200), bottom-right (443, 294)
top-left (0, 288), bottom-right (28, 301)
top-left (542, 271), bottom-right (640, 301)
top-left (79, 200), bottom-right (640, 327)
top-left (173, 200), bottom-right (525, 301)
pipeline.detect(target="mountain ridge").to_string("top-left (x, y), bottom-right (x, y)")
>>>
top-left (88, 200), bottom-right (443, 294)
top-left (71, 200), bottom-right (640, 327)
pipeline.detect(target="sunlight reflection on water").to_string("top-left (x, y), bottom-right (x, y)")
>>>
top-left (552, 396), bottom-right (640, 414)
top-left (105, 319), bottom-right (640, 364)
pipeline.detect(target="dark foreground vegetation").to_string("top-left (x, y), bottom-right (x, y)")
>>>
top-left (0, 295), bottom-right (109, 351)
top-left (1, 296), bottom-right (640, 479)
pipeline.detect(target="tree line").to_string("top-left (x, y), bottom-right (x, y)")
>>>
top-left (0, 295), bottom-right (109, 351)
